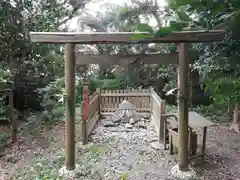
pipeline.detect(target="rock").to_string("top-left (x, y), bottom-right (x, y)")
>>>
top-left (137, 121), bottom-right (147, 129)
top-left (103, 121), bottom-right (116, 127)
top-left (150, 141), bottom-right (164, 150)
top-left (125, 123), bottom-right (133, 129)
top-left (129, 118), bottom-right (135, 125)
top-left (112, 115), bottom-right (121, 123)
top-left (112, 100), bottom-right (139, 124)
top-left (59, 165), bottom-right (80, 179)
top-left (4, 154), bottom-right (19, 163)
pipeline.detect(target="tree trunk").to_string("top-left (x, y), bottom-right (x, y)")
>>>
top-left (230, 102), bottom-right (240, 132)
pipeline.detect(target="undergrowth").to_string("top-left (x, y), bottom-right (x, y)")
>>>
top-left (11, 142), bottom-right (108, 179)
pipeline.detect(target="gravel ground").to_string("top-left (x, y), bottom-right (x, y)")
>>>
top-left (79, 117), bottom-right (177, 180)
top-left (76, 117), bottom-right (240, 180)
top-left (1, 116), bottom-right (239, 180)
top-left (194, 125), bottom-right (240, 180)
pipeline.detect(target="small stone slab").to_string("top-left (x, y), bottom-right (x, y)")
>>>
top-left (137, 121), bottom-right (147, 129)
top-left (102, 121), bottom-right (116, 127)
top-left (129, 118), bottom-right (136, 125)
top-left (150, 141), bottom-right (164, 150)
top-left (125, 123), bottom-right (133, 129)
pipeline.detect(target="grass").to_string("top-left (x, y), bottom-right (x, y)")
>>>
top-left (11, 148), bottom-right (65, 180)
top-left (120, 172), bottom-right (130, 180)
top-left (11, 142), bottom-right (108, 179)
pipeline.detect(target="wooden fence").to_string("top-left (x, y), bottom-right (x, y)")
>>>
top-left (150, 88), bottom-right (166, 141)
top-left (99, 88), bottom-right (151, 117)
top-left (80, 86), bottom-right (166, 144)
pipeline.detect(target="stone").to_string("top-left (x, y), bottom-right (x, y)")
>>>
top-left (112, 115), bottom-right (121, 123)
top-left (137, 121), bottom-right (147, 129)
top-left (112, 100), bottom-right (141, 124)
top-left (58, 165), bottom-right (79, 180)
top-left (125, 123), bottom-right (133, 129)
top-left (103, 121), bottom-right (116, 127)
top-left (150, 141), bottom-right (164, 150)
top-left (129, 118), bottom-right (135, 125)
top-left (169, 164), bottom-right (197, 180)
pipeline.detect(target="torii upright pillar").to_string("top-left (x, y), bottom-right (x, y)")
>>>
top-left (64, 43), bottom-right (76, 170)
top-left (178, 43), bottom-right (189, 171)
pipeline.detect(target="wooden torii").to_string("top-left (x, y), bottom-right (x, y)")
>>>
top-left (29, 30), bottom-right (225, 171)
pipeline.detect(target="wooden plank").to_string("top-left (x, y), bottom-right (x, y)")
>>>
top-left (101, 107), bottom-right (151, 112)
top-left (172, 111), bottom-right (214, 129)
top-left (100, 92), bottom-right (150, 96)
top-left (87, 112), bottom-right (100, 136)
top-left (76, 53), bottom-right (179, 65)
top-left (29, 30), bottom-right (225, 44)
top-left (151, 91), bottom-right (162, 105)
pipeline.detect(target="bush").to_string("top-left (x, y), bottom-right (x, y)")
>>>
top-left (0, 132), bottom-right (9, 147)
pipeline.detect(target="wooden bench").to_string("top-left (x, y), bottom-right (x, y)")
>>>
top-left (161, 111), bottom-right (214, 161)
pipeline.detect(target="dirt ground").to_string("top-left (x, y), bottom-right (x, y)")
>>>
top-left (0, 117), bottom-right (240, 180)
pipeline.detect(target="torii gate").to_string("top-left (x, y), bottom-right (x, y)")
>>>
top-left (29, 30), bottom-right (225, 172)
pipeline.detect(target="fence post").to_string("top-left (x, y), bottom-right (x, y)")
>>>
top-left (96, 88), bottom-right (101, 116)
top-left (82, 83), bottom-right (89, 145)
top-left (149, 86), bottom-right (154, 118)
top-left (159, 100), bottom-right (166, 141)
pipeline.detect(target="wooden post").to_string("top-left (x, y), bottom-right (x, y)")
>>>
top-left (96, 88), bottom-right (101, 116)
top-left (189, 67), bottom-right (193, 110)
top-left (178, 43), bottom-right (189, 171)
top-left (9, 91), bottom-right (16, 143)
top-left (201, 126), bottom-right (207, 161)
top-left (82, 83), bottom-right (89, 145)
top-left (159, 100), bottom-right (166, 142)
top-left (65, 43), bottom-right (76, 170)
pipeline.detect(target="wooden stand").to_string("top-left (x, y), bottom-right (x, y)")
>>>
top-left (169, 127), bottom-right (197, 157)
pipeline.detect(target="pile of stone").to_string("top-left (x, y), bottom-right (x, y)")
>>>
top-left (103, 100), bottom-right (147, 129)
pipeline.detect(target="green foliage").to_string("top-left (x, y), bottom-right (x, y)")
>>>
top-left (0, 132), bottom-right (9, 147)
top-left (136, 23), bottom-right (154, 33)
top-left (0, 96), bottom-right (10, 122)
top-left (155, 27), bottom-right (173, 37)
top-left (176, 10), bottom-right (191, 21)
top-left (12, 149), bottom-right (65, 179)
top-left (130, 33), bottom-right (154, 40)
top-left (169, 21), bottom-right (185, 31)
top-left (120, 172), bottom-right (129, 180)
top-left (205, 76), bottom-right (240, 105)
top-left (37, 78), bottom-right (65, 111)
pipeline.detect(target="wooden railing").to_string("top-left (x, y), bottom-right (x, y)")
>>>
top-left (99, 87), bottom-right (151, 117)
top-left (86, 92), bottom-right (100, 136)
top-left (150, 88), bottom-right (166, 141)
top-left (80, 90), bottom-right (100, 144)
top-left (80, 86), bottom-right (166, 144)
